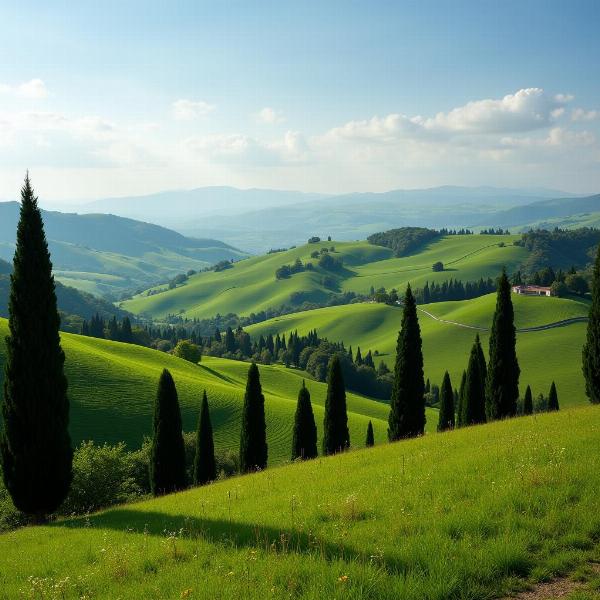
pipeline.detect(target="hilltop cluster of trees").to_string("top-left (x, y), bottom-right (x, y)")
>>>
top-left (367, 227), bottom-right (440, 257)
top-left (275, 257), bottom-right (313, 279)
top-left (480, 227), bottom-right (511, 235)
top-left (439, 228), bottom-right (473, 235)
top-left (517, 227), bottom-right (600, 274)
top-left (80, 314), bottom-right (137, 343)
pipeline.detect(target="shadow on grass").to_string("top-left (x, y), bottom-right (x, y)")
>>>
top-left (197, 364), bottom-right (238, 385)
top-left (55, 508), bottom-right (395, 570)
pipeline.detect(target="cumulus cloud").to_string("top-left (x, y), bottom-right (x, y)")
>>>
top-left (0, 79), bottom-right (49, 99)
top-left (572, 108), bottom-right (599, 122)
top-left (255, 107), bottom-right (285, 125)
top-left (171, 99), bottom-right (215, 120)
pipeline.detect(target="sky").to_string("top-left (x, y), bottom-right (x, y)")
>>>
top-left (0, 0), bottom-right (599, 202)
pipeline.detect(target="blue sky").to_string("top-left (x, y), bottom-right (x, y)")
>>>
top-left (0, 0), bottom-right (599, 201)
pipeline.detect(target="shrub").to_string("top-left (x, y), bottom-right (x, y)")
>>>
top-left (173, 340), bottom-right (202, 363)
top-left (432, 261), bottom-right (444, 272)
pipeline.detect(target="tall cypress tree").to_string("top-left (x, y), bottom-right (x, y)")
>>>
top-left (486, 270), bottom-right (520, 420)
top-left (388, 284), bottom-right (426, 440)
top-left (437, 371), bottom-right (455, 431)
top-left (193, 390), bottom-right (216, 485)
top-left (1, 175), bottom-right (72, 521)
top-left (583, 244), bottom-right (600, 403)
top-left (291, 381), bottom-right (318, 460)
top-left (463, 338), bottom-right (487, 425)
top-left (239, 363), bottom-right (268, 472)
top-left (150, 369), bottom-right (187, 495)
top-left (365, 420), bottom-right (375, 447)
top-left (547, 381), bottom-right (559, 411)
top-left (322, 355), bottom-right (350, 455)
top-left (456, 370), bottom-right (467, 427)
top-left (523, 385), bottom-right (533, 415)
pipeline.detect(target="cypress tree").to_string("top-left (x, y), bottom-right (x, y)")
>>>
top-left (486, 270), bottom-right (520, 420)
top-left (1, 175), bottom-right (72, 521)
top-left (437, 371), bottom-right (455, 431)
top-left (193, 390), bottom-right (216, 485)
top-left (523, 385), bottom-right (533, 415)
top-left (322, 355), bottom-right (350, 455)
top-left (463, 338), bottom-right (487, 425)
top-left (547, 381), bottom-right (559, 411)
top-left (239, 363), bottom-right (268, 472)
top-left (456, 370), bottom-right (466, 427)
top-left (365, 420), bottom-right (375, 447)
top-left (150, 369), bottom-right (187, 495)
top-left (388, 284), bottom-right (425, 440)
top-left (583, 243), bottom-right (600, 403)
top-left (291, 381), bottom-right (318, 460)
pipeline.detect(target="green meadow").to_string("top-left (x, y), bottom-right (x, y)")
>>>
top-left (121, 235), bottom-right (526, 320)
top-left (0, 406), bottom-right (599, 599)
top-left (0, 318), bottom-right (426, 464)
top-left (247, 293), bottom-right (590, 407)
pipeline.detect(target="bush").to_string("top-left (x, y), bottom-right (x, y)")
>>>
top-left (318, 253), bottom-right (343, 272)
top-left (60, 442), bottom-right (143, 515)
top-left (432, 261), bottom-right (444, 272)
top-left (173, 340), bottom-right (202, 363)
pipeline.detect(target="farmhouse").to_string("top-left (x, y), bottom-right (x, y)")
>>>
top-left (511, 285), bottom-right (553, 297)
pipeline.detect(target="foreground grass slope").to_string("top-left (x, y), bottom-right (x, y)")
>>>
top-left (248, 294), bottom-right (590, 406)
top-left (0, 318), bottom-right (412, 463)
top-left (1, 406), bottom-right (599, 599)
top-left (122, 235), bottom-right (525, 319)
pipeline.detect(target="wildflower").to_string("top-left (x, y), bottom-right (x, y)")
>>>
top-left (181, 589), bottom-right (193, 598)
top-left (338, 575), bottom-right (349, 583)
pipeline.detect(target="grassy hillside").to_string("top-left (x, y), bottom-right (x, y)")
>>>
top-left (247, 294), bottom-right (590, 406)
top-left (0, 318), bottom-right (422, 464)
top-left (0, 202), bottom-right (246, 297)
top-left (122, 234), bottom-right (527, 319)
top-left (1, 406), bottom-right (599, 598)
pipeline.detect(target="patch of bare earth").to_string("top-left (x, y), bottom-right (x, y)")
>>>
top-left (504, 563), bottom-right (600, 600)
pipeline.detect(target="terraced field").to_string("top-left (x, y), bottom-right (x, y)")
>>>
top-left (0, 318), bottom-right (425, 464)
top-left (1, 405), bottom-right (599, 599)
top-left (121, 234), bottom-right (526, 320)
top-left (247, 294), bottom-right (590, 406)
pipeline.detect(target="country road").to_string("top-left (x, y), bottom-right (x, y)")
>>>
top-left (416, 307), bottom-right (588, 333)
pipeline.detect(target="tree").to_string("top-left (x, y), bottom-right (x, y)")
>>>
top-left (523, 385), bottom-right (533, 415)
top-left (150, 369), bottom-right (187, 495)
top-left (486, 270), bottom-right (520, 420)
top-left (193, 390), bottom-right (216, 485)
top-left (388, 284), bottom-right (426, 440)
top-left (291, 382), bottom-right (318, 460)
top-left (437, 371), bottom-right (455, 431)
top-left (463, 337), bottom-right (487, 426)
top-left (322, 355), bottom-right (350, 455)
top-left (547, 381), bottom-right (559, 411)
top-left (0, 175), bottom-right (72, 521)
top-left (365, 421), bottom-right (375, 447)
top-left (239, 363), bottom-right (268, 472)
top-left (173, 339), bottom-right (202, 364)
top-left (432, 261), bottom-right (444, 272)
top-left (456, 370), bottom-right (466, 427)
top-left (565, 273), bottom-right (588, 296)
top-left (121, 316), bottom-right (133, 343)
top-left (583, 243), bottom-right (600, 403)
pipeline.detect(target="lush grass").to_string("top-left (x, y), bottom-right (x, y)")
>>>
top-left (247, 294), bottom-right (590, 406)
top-left (0, 406), bottom-right (599, 598)
top-left (121, 235), bottom-right (526, 320)
top-left (0, 318), bottom-right (423, 464)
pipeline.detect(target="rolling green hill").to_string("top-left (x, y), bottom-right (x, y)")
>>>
top-left (0, 318), bottom-right (421, 464)
top-left (247, 294), bottom-right (590, 406)
top-left (0, 202), bottom-right (246, 297)
top-left (1, 405), bottom-right (598, 598)
top-left (122, 234), bottom-right (527, 320)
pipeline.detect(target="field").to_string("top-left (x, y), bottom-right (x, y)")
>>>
top-left (247, 293), bottom-right (590, 407)
top-left (0, 318), bottom-right (428, 464)
top-left (121, 235), bottom-right (527, 320)
top-left (0, 406), bottom-right (599, 599)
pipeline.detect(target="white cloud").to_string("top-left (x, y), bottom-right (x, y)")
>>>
top-left (255, 107), bottom-right (285, 125)
top-left (0, 79), bottom-right (49, 99)
top-left (171, 99), bottom-right (215, 120)
top-left (572, 108), bottom-right (599, 122)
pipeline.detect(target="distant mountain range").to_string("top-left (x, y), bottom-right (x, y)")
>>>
top-left (0, 203), bottom-right (246, 298)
